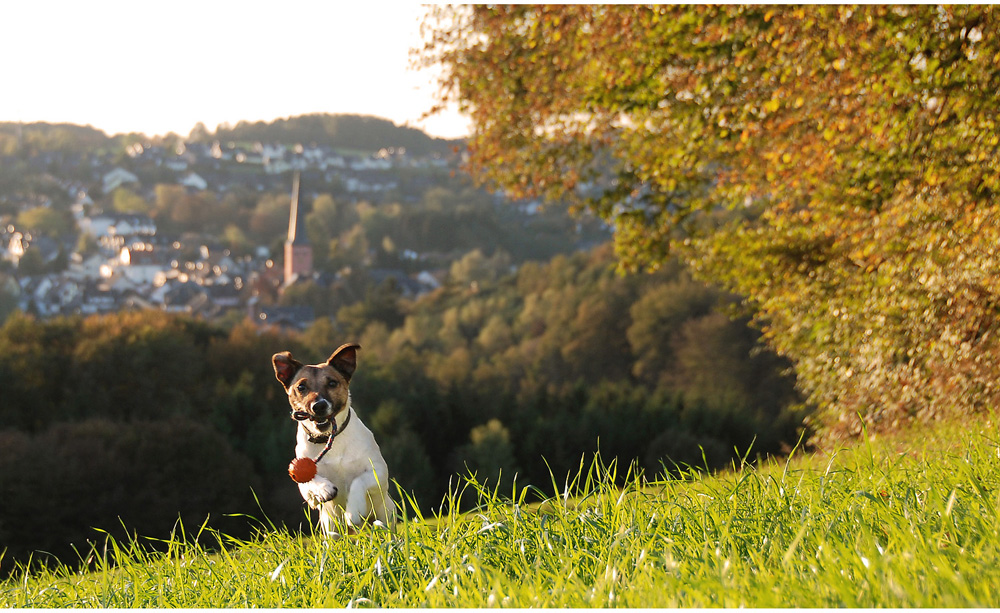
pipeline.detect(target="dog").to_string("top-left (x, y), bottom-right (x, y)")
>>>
top-left (272, 343), bottom-right (395, 534)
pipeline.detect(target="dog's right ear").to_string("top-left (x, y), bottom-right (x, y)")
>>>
top-left (272, 352), bottom-right (304, 389)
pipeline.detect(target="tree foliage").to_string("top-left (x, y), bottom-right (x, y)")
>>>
top-left (15, 206), bottom-right (73, 237)
top-left (0, 122), bottom-right (111, 156)
top-left (420, 5), bottom-right (1000, 438)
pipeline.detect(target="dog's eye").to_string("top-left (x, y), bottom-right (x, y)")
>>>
top-left (327, 379), bottom-right (339, 389)
top-left (296, 382), bottom-right (307, 394)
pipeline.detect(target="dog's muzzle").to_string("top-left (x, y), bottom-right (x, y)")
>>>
top-left (292, 398), bottom-right (333, 423)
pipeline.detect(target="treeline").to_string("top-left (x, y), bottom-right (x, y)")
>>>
top-left (192, 113), bottom-right (457, 156)
top-left (0, 114), bottom-right (456, 158)
top-left (0, 122), bottom-right (111, 156)
top-left (0, 244), bottom-right (805, 573)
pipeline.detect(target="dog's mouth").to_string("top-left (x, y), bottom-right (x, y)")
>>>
top-left (292, 409), bottom-right (335, 431)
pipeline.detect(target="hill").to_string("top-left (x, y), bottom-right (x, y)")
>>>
top-left (0, 122), bottom-right (112, 155)
top-left (0, 113), bottom-right (459, 157)
top-left (4, 413), bottom-right (1000, 607)
top-left (195, 113), bottom-right (459, 155)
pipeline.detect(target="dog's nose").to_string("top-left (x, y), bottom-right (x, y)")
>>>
top-left (311, 398), bottom-right (331, 416)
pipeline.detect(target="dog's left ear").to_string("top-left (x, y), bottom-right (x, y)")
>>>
top-left (328, 343), bottom-right (361, 381)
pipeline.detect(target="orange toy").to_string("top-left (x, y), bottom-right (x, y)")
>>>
top-left (288, 457), bottom-right (317, 483)
top-left (287, 417), bottom-right (345, 484)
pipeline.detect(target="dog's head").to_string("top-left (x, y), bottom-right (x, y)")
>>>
top-left (272, 343), bottom-right (359, 439)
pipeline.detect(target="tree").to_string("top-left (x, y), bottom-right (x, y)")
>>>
top-left (16, 206), bottom-right (71, 237)
top-left (421, 5), bottom-right (1000, 439)
top-left (249, 193), bottom-right (292, 242)
top-left (450, 419), bottom-right (519, 493)
top-left (111, 187), bottom-right (150, 214)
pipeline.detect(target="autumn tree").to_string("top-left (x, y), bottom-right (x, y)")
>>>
top-left (420, 5), bottom-right (1000, 439)
top-left (16, 206), bottom-right (72, 237)
top-left (111, 187), bottom-right (150, 214)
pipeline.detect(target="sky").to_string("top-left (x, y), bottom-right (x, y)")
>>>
top-left (0, 1), bottom-right (472, 140)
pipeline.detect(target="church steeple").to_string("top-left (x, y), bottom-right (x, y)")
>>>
top-left (286, 171), bottom-right (308, 246)
top-left (284, 172), bottom-right (312, 286)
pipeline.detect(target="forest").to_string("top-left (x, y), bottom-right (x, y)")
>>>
top-left (0, 243), bottom-right (804, 573)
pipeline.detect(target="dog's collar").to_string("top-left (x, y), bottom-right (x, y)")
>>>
top-left (307, 407), bottom-right (351, 445)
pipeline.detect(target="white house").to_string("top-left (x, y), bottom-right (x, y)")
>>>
top-left (81, 213), bottom-right (156, 240)
top-left (264, 158), bottom-right (294, 175)
top-left (164, 158), bottom-right (189, 172)
top-left (67, 253), bottom-right (106, 280)
top-left (115, 245), bottom-right (167, 285)
top-left (102, 168), bottom-right (140, 194)
top-left (178, 172), bottom-right (208, 191)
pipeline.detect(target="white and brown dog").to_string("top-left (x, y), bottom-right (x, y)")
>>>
top-left (272, 343), bottom-right (395, 534)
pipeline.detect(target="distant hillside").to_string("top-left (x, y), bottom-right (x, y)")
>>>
top-left (0, 114), bottom-right (460, 157)
top-left (198, 113), bottom-right (459, 156)
top-left (0, 122), bottom-right (112, 155)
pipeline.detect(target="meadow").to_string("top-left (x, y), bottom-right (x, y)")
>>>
top-left (3, 415), bottom-right (1000, 608)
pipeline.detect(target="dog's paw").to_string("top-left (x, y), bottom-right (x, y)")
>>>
top-left (300, 477), bottom-right (338, 508)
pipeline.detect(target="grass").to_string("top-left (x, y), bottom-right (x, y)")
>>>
top-left (4, 414), bottom-right (1000, 607)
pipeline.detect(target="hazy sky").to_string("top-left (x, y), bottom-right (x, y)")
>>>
top-left (0, 1), bottom-right (471, 139)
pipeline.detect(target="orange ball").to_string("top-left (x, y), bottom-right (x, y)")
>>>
top-left (288, 457), bottom-right (317, 483)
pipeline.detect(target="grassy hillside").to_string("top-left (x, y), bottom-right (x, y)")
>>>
top-left (4, 414), bottom-right (1000, 607)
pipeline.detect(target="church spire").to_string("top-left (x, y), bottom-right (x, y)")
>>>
top-left (286, 171), bottom-right (308, 246)
top-left (284, 172), bottom-right (313, 286)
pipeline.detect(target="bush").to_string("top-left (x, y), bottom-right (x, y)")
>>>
top-left (0, 418), bottom-right (259, 575)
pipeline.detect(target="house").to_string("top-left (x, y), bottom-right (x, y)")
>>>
top-left (115, 243), bottom-right (168, 286)
top-left (178, 172), bottom-right (208, 191)
top-left (161, 280), bottom-right (208, 314)
top-left (67, 252), bottom-right (106, 280)
top-left (102, 168), bottom-right (140, 194)
top-left (20, 275), bottom-right (81, 317)
top-left (369, 269), bottom-right (426, 298)
top-left (80, 281), bottom-right (119, 315)
top-left (255, 304), bottom-right (315, 330)
top-left (206, 282), bottom-right (242, 309)
top-left (109, 214), bottom-right (156, 237)
top-left (81, 212), bottom-right (156, 240)
top-left (164, 158), bottom-right (189, 172)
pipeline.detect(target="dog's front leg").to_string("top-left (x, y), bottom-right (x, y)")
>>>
top-left (299, 476), bottom-right (338, 508)
top-left (343, 473), bottom-right (386, 527)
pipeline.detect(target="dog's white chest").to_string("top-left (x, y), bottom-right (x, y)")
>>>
top-left (295, 412), bottom-right (388, 508)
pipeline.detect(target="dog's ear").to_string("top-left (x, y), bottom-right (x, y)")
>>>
top-left (272, 351), bottom-right (304, 389)
top-left (327, 343), bottom-right (361, 381)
